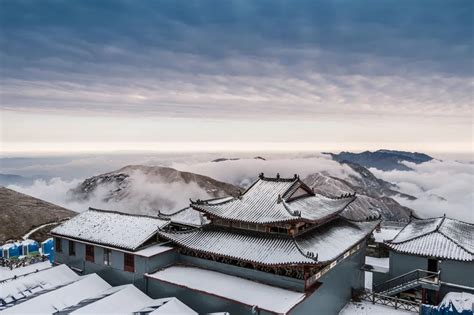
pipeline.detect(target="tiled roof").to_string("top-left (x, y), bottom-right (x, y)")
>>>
top-left (386, 216), bottom-right (473, 261)
top-left (158, 219), bottom-right (377, 266)
top-left (158, 207), bottom-right (210, 227)
top-left (51, 208), bottom-right (169, 251)
top-left (191, 175), bottom-right (355, 224)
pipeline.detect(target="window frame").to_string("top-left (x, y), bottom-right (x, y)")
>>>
top-left (55, 237), bottom-right (62, 253)
top-left (85, 244), bottom-right (94, 262)
top-left (68, 240), bottom-right (76, 256)
top-left (103, 248), bottom-right (112, 266)
top-left (123, 253), bottom-right (135, 272)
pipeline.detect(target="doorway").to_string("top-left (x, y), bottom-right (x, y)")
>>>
top-left (428, 258), bottom-right (438, 272)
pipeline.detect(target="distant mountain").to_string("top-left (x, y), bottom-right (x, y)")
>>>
top-left (0, 187), bottom-right (75, 242)
top-left (211, 156), bottom-right (266, 163)
top-left (303, 163), bottom-right (415, 221)
top-left (328, 149), bottom-right (433, 171)
top-left (0, 173), bottom-right (52, 186)
top-left (68, 165), bottom-right (242, 214)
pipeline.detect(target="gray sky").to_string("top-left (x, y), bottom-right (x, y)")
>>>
top-left (1, 0), bottom-right (473, 154)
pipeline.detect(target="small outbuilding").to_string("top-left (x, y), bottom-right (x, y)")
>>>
top-left (20, 239), bottom-right (40, 256)
top-left (1, 243), bottom-right (21, 259)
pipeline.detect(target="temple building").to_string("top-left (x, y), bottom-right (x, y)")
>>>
top-left (146, 173), bottom-right (380, 314)
top-left (375, 215), bottom-right (474, 305)
top-left (51, 208), bottom-right (177, 291)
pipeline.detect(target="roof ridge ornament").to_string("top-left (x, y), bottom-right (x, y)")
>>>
top-left (259, 172), bottom-right (264, 179)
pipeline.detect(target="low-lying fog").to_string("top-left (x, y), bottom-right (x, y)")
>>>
top-left (2, 151), bottom-right (473, 223)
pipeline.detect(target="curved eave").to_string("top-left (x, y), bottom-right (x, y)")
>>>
top-left (190, 203), bottom-right (352, 226)
top-left (385, 232), bottom-right (473, 262)
top-left (386, 243), bottom-right (473, 262)
top-left (157, 230), bottom-right (318, 267)
top-left (190, 203), bottom-right (304, 225)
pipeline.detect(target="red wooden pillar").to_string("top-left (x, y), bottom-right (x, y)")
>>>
top-left (421, 288), bottom-right (426, 304)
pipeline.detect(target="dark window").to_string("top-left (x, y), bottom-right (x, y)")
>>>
top-left (85, 245), bottom-right (94, 262)
top-left (55, 237), bottom-right (62, 252)
top-left (104, 248), bottom-right (111, 266)
top-left (124, 253), bottom-right (135, 272)
top-left (428, 258), bottom-right (438, 272)
top-left (68, 240), bottom-right (76, 256)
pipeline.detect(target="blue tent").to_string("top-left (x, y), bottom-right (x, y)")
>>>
top-left (41, 238), bottom-right (55, 262)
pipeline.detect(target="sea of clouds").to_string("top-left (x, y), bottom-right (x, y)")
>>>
top-left (2, 152), bottom-right (473, 222)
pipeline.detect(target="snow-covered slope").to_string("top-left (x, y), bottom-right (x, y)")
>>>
top-left (67, 165), bottom-right (242, 215)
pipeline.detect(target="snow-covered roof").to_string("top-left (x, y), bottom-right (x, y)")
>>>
top-left (191, 175), bottom-right (355, 224)
top-left (386, 216), bottom-right (473, 261)
top-left (149, 297), bottom-right (198, 314)
top-left (2, 273), bottom-right (112, 314)
top-left (133, 244), bottom-right (174, 257)
top-left (51, 208), bottom-right (169, 251)
top-left (373, 227), bottom-right (402, 243)
top-left (146, 265), bottom-right (306, 314)
top-left (159, 207), bottom-right (210, 227)
top-left (70, 284), bottom-right (154, 314)
top-left (159, 219), bottom-right (377, 265)
top-left (0, 261), bottom-right (51, 282)
top-left (0, 264), bottom-right (79, 307)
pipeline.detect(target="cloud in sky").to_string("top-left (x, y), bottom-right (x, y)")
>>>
top-left (4, 153), bottom-right (472, 222)
top-left (0, 0), bottom-right (472, 151)
top-left (371, 160), bottom-right (474, 222)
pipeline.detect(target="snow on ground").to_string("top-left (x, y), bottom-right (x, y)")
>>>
top-left (373, 227), bottom-right (402, 243)
top-left (22, 222), bottom-right (59, 240)
top-left (339, 301), bottom-right (415, 314)
top-left (0, 261), bottom-right (51, 281)
top-left (147, 265), bottom-right (305, 314)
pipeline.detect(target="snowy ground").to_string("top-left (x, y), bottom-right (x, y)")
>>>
top-left (339, 301), bottom-right (415, 314)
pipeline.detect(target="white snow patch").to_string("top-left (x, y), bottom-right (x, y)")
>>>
top-left (339, 301), bottom-right (415, 314)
